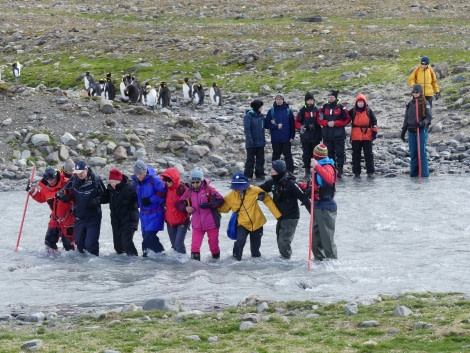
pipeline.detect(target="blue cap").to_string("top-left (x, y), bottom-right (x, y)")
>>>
top-left (230, 172), bottom-right (250, 191)
top-left (73, 161), bottom-right (87, 173)
top-left (43, 167), bottom-right (56, 180)
top-left (421, 56), bottom-right (430, 64)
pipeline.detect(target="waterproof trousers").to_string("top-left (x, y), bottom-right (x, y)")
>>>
top-left (113, 228), bottom-right (138, 256)
top-left (408, 129), bottom-right (429, 177)
top-left (233, 226), bottom-right (263, 261)
top-left (323, 139), bottom-right (346, 167)
top-left (275, 218), bottom-right (299, 259)
top-left (312, 209), bottom-right (337, 261)
top-left (244, 147), bottom-right (265, 179)
top-left (191, 228), bottom-right (220, 256)
top-left (142, 231), bottom-right (165, 256)
top-left (351, 140), bottom-right (374, 176)
top-left (271, 142), bottom-right (294, 173)
top-left (75, 218), bottom-right (101, 256)
top-left (167, 223), bottom-right (189, 254)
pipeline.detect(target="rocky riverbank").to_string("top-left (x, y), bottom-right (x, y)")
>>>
top-left (1, 72), bottom-right (470, 191)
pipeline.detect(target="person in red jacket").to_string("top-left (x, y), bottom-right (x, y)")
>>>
top-left (27, 166), bottom-right (75, 252)
top-left (161, 167), bottom-right (189, 254)
top-left (317, 90), bottom-right (351, 178)
top-left (348, 93), bottom-right (379, 178)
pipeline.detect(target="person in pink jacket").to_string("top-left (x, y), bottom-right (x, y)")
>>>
top-left (176, 167), bottom-right (224, 261)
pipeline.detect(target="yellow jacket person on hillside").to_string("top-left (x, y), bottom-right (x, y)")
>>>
top-left (408, 56), bottom-right (440, 107)
top-left (219, 173), bottom-right (281, 260)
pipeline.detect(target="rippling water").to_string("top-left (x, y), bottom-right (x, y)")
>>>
top-left (2, 175), bottom-right (470, 316)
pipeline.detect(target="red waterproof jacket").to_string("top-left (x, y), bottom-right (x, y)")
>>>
top-left (161, 168), bottom-right (189, 227)
top-left (349, 94), bottom-right (378, 142)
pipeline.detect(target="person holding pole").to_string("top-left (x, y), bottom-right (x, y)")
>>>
top-left (304, 144), bottom-right (338, 261)
top-left (27, 166), bottom-right (75, 252)
top-left (401, 84), bottom-right (432, 177)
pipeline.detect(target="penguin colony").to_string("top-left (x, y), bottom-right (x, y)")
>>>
top-left (83, 72), bottom-right (221, 108)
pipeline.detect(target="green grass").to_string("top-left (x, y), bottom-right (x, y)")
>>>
top-left (1, 293), bottom-right (470, 352)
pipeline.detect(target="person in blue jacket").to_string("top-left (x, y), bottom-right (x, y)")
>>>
top-left (131, 160), bottom-right (167, 257)
top-left (67, 160), bottom-right (106, 256)
top-left (265, 93), bottom-right (296, 173)
top-left (243, 99), bottom-right (266, 180)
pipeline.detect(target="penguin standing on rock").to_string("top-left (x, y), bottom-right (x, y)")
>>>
top-left (158, 82), bottom-right (171, 108)
top-left (104, 77), bottom-right (116, 101)
top-left (209, 82), bottom-right (222, 106)
top-left (145, 83), bottom-right (157, 110)
top-left (192, 83), bottom-right (204, 106)
top-left (12, 61), bottom-right (22, 78)
top-left (120, 76), bottom-right (129, 102)
top-left (84, 71), bottom-right (95, 92)
top-left (182, 77), bottom-right (192, 103)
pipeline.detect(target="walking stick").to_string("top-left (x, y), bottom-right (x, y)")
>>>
top-left (415, 101), bottom-right (422, 178)
top-left (308, 168), bottom-right (315, 269)
top-left (15, 166), bottom-right (36, 252)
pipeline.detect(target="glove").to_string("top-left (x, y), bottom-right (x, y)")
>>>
top-left (434, 92), bottom-right (441, 100)
top-left (141, 197), bottom-right (151, 206)
top-left (257, 192), bottom-right (265, 201)
top-left (26, 183), bottom-right (33, 192)
top-left (199, 202), bottom-right (210, 209)
top-left (56, 190), bottom-right (72, 203)
top-left (87, 198), bottom-right (98, 209)
top-left (300, 125), bottom-right (306, 134)
top-left (400, 128), bottom-right (406, 142)
top-left (418, 121), bottom-right (426, 128)
top-left (372, 131), bottom-right (377, 140)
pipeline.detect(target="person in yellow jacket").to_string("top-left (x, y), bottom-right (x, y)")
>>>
top-left (408, 56), bottom-right (440, 107)
top-left (219, 172), bottom-right (281, 261)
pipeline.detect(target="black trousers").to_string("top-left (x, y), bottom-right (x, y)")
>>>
top-left (233, 226), bottom-right (263, 260)
top-left (351, 140), bottom-right (374, 175)
top-left (244, 147), bottom-right (265, 178)
top-left (272, 142), bottom-right (294, 172)
top-left (323, 139), bottom-right (346, 166)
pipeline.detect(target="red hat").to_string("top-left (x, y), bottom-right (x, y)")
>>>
top-left (109, 168), bottom-right (123, 181)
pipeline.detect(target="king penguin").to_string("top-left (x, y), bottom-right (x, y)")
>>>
top-left (145, 83), bottom-right (157, 110)
top-left (158, 82), bottom-right (171, 108)
top-left (209, 82), bottom-right (222, 106)
top-left (182, 77), bottom-right (192, 103)
top-left (192, 83), bottom-right (204, 106)
top-left (120, 76), bottom-right (129, 102)
top-left (84, 72), bottom-right (95, 92)
top-left (104, 77), bottom-right (116, 101)
top-left (125, 83), bottom-right (141, 104)
top-left (12, 61), bottom-right (22, 78)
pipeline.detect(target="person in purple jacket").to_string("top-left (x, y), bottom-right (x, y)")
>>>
top-left (131, 160), bottom-right (167, 257)
top-left (176, 167), bottom-right (224, 261)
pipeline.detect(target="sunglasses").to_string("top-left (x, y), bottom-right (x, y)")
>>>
top-left (162, 177), bottom-right (172, 183)
top-left (421, 63), bottom-right (428, 65)
top-left (190, 181), bottom-right (201, 184)
top-left (412, 91), bottom-right (420, 94)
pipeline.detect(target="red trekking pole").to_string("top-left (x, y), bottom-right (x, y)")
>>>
top-left (308, 169), bottom-right (315, 269)
top-left (415, 101), bottom-right (422, 178)
top-left (15, 166), bottom-right (36, 252)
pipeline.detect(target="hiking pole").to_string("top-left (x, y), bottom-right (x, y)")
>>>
top-left (308, 168), bottom-right (315, 269)
top-left (15, 166), bottom-right (36, 252)
top-left (415, 101), bottom-right (422, 178)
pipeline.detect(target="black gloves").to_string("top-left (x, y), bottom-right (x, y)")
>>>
top-left (435, 92), bottom-right (441, 100)
top-left (141, 197), bottom-right (151, 206)
top-left (26, 183), bottom-right (32, 192)
top-left (257, 192), bottom-right (265, 201)
top-left (199, 202), bottom-right (210, 209)
top-left (56, 190), bottom-right (72, 203)
top-left (400, 128), bottom-right (406, 142)
top-left (372, 131), bottom-right (377, 140)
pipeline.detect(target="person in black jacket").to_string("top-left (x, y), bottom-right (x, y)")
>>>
top-left (258, 160), bottom-right (310, 259)
top-left (101, 168), bottom-right (139, 256)
top-left (296, 92), bottom-right (322, 179)
top-left (66, 161), bottom-right (106, 256)
top-left (243, 99), bottom-right (266, 180)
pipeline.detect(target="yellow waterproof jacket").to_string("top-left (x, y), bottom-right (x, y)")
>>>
top-left (408, 66), bottom-right (439, 98)
top-left (218, 185), bottom-right (281, 232)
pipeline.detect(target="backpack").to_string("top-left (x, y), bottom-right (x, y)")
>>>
top-left (269, 106), bottom-right (293, 124)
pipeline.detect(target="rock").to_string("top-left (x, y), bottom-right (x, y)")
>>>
top-left (394, 306), bottom-right (413, 317)
top-left (21, 339), bottom-right (43, 351)
top-left (142, 298), bottom-right (181, 312)
top-left (31, 134), bottom-right (50, 147)
top-left (239, 321), bottom-right (255, 331)
top-left (100, 99), bottom-right (114, 114)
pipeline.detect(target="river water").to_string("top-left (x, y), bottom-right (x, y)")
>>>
top-left (2, 175), bottom-right (470, 316)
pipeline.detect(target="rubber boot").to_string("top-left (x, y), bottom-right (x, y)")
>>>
top-left (212, 252), bottom-right (220, 259)
top-left (233, 246), bottom-right (243, 261)
top-left (337, 164), bottom-right (343, 178)
top-left (191, 252), bottom-right (200, 261)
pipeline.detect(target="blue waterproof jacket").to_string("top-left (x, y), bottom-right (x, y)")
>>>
top-left (131, 166), bottom-right (166, 233)
top-left (244, 109), bottom-right (266, 148)
top-left (265, 102), bottom-right (295, 143)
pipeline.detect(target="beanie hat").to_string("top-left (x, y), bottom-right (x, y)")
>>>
top-left (305, 92), bottom-right (315, 102)
top-left (421, 56), bottom-right (430, 64)
top-left (134, 160), bottom-right (147, 175)
top-left (275, 92), bottom-right (284, 100)
top-left (230, 172), bottom-right (250, 191)
top-left (272, 160), bottom-right (286, 175)
top-left (64, 159), bottom-right (75, 172)
top-left (328, 90), bottom-right (339, 99)
top-left (313, 143), bottom-right (328, 160)
top-left (43, 166), bottom-right (56, 180)
top-left (189, 167), bottom-right (204, 181)
top-left (412, 84), bottom-right (423, 94)
top-left (109, 168), bottom-right (123, 181)
top-left (250, 99), bottom-right (264, 111)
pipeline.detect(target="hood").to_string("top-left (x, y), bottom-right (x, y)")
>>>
top-left (161, 167), bottom-right (181, 187)
top-left (355, 93), bottom-right (368, 108)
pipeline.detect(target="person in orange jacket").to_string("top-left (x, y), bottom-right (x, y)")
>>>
top-left (348, 93), bottom-right (379, 178)
top-left (27, 166), bottom-right (75, 252)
